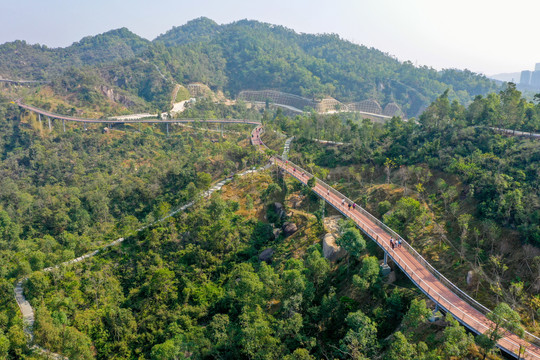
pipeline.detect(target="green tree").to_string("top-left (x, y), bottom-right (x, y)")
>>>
top-left (283, 348), bottom-right (314, 360)
top-left (0, 331), bottom-right (9, 360)
top-left (352, 256), bottom-right (380, 291)
top-left (385, 331), bottom-right (417, 360)
top-left (443, 314), bottom-right (474, 359)
top-left (227, 263), bottom-right (264, 309)
top-left (61, 326), bottom-right (94, 360)
top-left (239, 305), bottom-right (280, 360)
top-left (476, 302), bottom-right (524, 360)
top-left (304, 245), bottom-right (330, 288)
top-left (337, 227), bottom-right (366, 260)
top-left (402, 298), bottom-right (432, 330)
top-left (340, 310), bottom-right (378, 359)
top-left (151, 338), bottom-right (188, 360)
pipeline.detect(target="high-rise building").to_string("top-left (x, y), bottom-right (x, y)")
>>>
top-left (531, 70), bottom-right (540, 88)
top-left (520, 70), bottom-right (532, 85)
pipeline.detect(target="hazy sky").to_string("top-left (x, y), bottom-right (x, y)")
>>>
top-left (2, 0), bottom-right (540, 75)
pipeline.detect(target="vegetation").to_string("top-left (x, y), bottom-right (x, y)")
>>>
top-left (1, 17), bottom-right (501, 117)
top-left (0, 18), bottom-right (538, 360)
top-left (272, 85), bottom-right (539, 341)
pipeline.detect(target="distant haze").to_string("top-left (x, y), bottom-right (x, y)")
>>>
top-left (3, 0), bottom-right (540, 75)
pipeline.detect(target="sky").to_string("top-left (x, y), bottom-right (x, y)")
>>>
top-left (2, 0), bottom-right (540, 76)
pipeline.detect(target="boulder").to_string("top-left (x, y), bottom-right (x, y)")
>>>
top-left (282, 222), bottom-right (298, 237)
top-left (466, 271), bottom-right (472, 285)
top-left (322, 233), bottom-right (346, 261)
top-left (289, 195), bottom-right (303, 208)
top-left (274, 202), bottom-right (285, 219)
top-left (259, 248), bottom-right (274, 263)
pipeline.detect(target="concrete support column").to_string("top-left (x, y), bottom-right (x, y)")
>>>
top-left (380, 251), bottom-right (391, 276)
top-left (63, 119), bottom-right (65, 132)
top-left (166, 123), bottom-right (169, 136)
top-left (38, 113), bottom-right (42, 126)
top-left (84, 123), bottom-right (87, 131)
top-left (429, 304), bottom-right (441, 322)
top-left (48, 117), bottom-right (52, 131)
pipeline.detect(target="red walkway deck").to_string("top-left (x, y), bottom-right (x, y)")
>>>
top-left (251, 126), bottom-right (540, 359)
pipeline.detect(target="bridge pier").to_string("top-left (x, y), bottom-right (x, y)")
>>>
top-left (38, 113), bottom-right (42, 126)
top-left (166, 123), bottom-right (169, 137)
top-left (48, 117), bottom-right (52, 131)
top-left (83, 123), bottom-right (87, 131)
top-left (380, 251), bottom-right (391, 276)
top-left (62, 119), bottom-right (65, 133)
top-left (429, 304), bottom-right (442, 322)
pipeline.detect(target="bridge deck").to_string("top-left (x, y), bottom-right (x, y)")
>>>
top-left (279, 160), bottom-right (539, 359)
top-left (15, 101), bottom-right (261, 125)
top-left (14, 103), bottom-right (540, 359)
top-left (250, 127), bottom-right (540, 360)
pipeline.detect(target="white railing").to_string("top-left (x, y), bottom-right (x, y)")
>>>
top-left (271, 156), bottom-right (540, 359)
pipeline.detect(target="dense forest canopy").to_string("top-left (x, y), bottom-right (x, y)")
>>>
top-left (1, 17), bottom-right (500, 116)
top-left (0, 86), bottom-right (538, 359)
top-left (0, 16), bottom-right (539, 360)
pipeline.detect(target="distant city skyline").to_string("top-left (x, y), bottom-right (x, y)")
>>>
top-left (2, 0), bottom-right (540, 76)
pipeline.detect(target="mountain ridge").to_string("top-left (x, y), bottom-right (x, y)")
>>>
top-left (0, 17), bottom-right (500, 116)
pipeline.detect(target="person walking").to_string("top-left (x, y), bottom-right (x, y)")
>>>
top-left (341, 198), bottom-right (345, 206)
top-left (348, 203), bottom-right (351, 211)
top-left (352, 203), bottom-right (356, 210)
top-left (398, 239), bottom-right (402, 248)
top-left (390, 238), bottom-right (394, 250)
top-left (327, 189), bottom-right (330, 196)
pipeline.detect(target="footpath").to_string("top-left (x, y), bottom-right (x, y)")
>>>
top-left (14, 165), bottom-right (267, 359)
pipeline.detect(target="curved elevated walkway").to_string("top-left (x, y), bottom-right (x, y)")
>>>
top-left (13, 102), bottom-right (540, 359)
top-left (15, 101), bottom-right (260, 125)
top-left (252, 127), bottom-right (540, 360)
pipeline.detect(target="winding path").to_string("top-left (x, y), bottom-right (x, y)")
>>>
top-left (489, 127), bottom-right (540, 139)
top-left (253, 127), bottom-right (540, 359)
top-left (14, 102), bottom-right (540, 359)
top-left (282, 136), bottom-right (294, 160)
top-left (14, 163), bottom-right (264, 358)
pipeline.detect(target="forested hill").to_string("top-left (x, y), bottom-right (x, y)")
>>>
top-left (0, 28), bottom-right (149, 79)
top-left (0, 17), bottom-right (499, 116)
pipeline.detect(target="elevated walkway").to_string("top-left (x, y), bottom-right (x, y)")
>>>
top-left (251, 126), bottom-right (540, 360)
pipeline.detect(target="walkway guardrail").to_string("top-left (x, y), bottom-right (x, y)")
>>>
top-left (16, 101), bottom-right (261, 125)
top-left (271, 155), bottom-right (540, 358)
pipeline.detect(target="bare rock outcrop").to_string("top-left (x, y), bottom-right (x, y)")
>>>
top-left (259, 248), bottom-right (274, 263)
top-left (282, 222), bottom-right (298, 237)
top-left (322, 233), bottom-right (346, 261)
top-left (99, 85), bottom-right (135, 107)
top-left (274, 202), bottom-right (285, 219)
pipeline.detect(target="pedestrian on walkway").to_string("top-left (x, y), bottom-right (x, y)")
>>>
top-left (352, 203), bottom-right (356, 210)
top-left (398, 239), bottom-right (402, 248)
top-left (348, 203), bottom-right (351, 211)
top-left (341, 198), bottom-right (345, 206)
top-left (327, 189), bottom-right (330, 196)
top-left (390, 238), bottom-right (394, 250)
